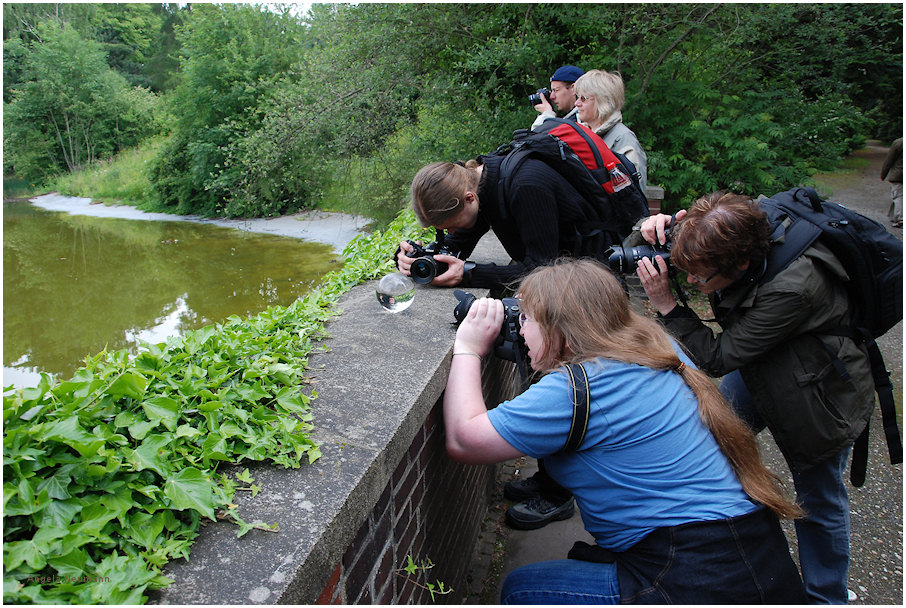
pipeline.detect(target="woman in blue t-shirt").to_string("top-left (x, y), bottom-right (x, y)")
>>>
top-left (445, 258), bottom-right (806, 604)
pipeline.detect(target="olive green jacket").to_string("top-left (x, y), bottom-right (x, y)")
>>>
top-left (660, 242), bottom-right (874, 471)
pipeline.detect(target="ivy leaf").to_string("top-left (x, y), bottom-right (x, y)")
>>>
top-left (106, 372), bottom-right (149, 399)
top-left (41, 416), bottom-right (105, 458)
top-left (142, 397), bottom-right (180, 431)
top-left (126, 512), bottom-right (166, 549)
top-left (47, 547), bottom-right (90, 578)
top-left (274, 387), bottom-right (309, 413)
top-left (128, 418), bottom-right (158, 441)
top-left (197, 400), bottom-right (224, 412)
top-left (125, 434), bottom-right (173, 477)
top-left (37, 497), bottom-right (83, 528)
top-left (175, 424), bottom-right (203, 438)
top-left (4, 538), bottom-right (47, 571)
top-left (163, 467), bottom-right (217, 520)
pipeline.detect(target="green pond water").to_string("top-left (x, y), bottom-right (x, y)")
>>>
top-left (3, 200), bottom-right (342, 388)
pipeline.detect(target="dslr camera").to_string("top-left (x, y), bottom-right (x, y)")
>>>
top-left (528, 87), bottom-right (551, 106)
top-left (604, 230), bottom-right (672, 274)
top-left (405, 230), bottom-right (458, 284)
top-left (452, 290), bottom-right (526, 363)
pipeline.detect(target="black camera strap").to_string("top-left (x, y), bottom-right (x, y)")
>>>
top-left (561, 363), bottom-right (590, 453)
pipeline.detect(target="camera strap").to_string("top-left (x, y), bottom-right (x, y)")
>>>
top-left (561, 363), bottom-right (590, 453)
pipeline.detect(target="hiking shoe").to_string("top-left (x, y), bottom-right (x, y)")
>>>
top-left (506, 496), bottom-right (575, 530)
top-left (503, 475), bottom-right (543, 501)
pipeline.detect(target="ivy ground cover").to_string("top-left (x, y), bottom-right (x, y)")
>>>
top-left (3, 211), bottom-right (430, 603)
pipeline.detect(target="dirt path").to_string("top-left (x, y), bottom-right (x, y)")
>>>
top-left (24, 193), bottom-right (371, 253)
top-left (812, 140), bottom-right (901, 228)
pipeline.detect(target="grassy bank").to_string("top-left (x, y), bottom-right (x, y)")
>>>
top-left (44, 137), bottom-right (166, 211)
top-left (45, 137), bottom-right (412, 228)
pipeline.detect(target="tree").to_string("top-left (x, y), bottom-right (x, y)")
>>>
top-left (149, 3), bottom-right (308, 216)
top-left (3, 22), bottom-right (159, 181)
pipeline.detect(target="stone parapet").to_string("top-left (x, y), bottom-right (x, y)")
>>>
top-left (151, 233), bottom-right (515, 604)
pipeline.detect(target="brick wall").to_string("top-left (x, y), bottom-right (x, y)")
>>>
top-left (317, 358), bottom-right (520, 605)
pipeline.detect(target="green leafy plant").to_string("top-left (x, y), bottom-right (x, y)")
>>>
top-left (3, 209), bottom-right (430, 604)
top-left (395, 555), bottom-right (453, 603)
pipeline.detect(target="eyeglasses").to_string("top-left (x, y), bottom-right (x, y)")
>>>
top-left (550, 84), bottom-right (573, 94)
top-left (576, 95), bottom-right (593, 103)
top-left (686, 268), bottom-right (721, 284)
top-left (518, 312), bottom-right (534, 325)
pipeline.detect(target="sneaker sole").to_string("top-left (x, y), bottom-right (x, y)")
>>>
top-left (505, 504), bottom-right (575, 530)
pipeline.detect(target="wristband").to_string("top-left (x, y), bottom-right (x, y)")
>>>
top-left (452, 351), bottom-right (483, 361)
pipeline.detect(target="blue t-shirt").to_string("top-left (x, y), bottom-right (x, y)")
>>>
top-left (487, 354), bottom-right (758, 551)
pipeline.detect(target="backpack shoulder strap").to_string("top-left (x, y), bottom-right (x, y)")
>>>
top-left (758, 196), bottom-right (824, 283)
top-left (496, 146), bottom-right (533, 220)
top-left (561, 363), bottom-right (590, 453)
top-left (822, 327), bottom-right (903, 486)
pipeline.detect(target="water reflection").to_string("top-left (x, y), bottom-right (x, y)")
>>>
top-left (3, 201), bottom-right (342, 387)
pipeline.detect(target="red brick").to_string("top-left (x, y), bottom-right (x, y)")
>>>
top-left (315, 564), bottom-right (342, 605)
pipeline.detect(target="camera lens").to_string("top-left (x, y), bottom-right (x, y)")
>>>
top-left (605, 245), bottom-right (670, 274)
top-left (410, 257), bottom-right (437, 284)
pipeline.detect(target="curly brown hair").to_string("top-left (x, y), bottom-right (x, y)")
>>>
top-left (671, 191), bottom-right (773, 277)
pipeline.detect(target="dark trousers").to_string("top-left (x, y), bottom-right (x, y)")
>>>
top-left (536, 459), bottom-right (573, 502)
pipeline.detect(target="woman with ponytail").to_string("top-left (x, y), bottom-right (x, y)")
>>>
top-left (445, 258), bottom-right (805, 604)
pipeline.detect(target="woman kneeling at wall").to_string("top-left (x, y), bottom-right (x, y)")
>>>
top-left (445, 258), bottom-right (806, 604)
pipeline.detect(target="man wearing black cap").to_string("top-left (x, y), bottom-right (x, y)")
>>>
top-left (530, 64), bottom-right (584, 131)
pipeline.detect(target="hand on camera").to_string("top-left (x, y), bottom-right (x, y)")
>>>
top-left (454, 297), bottom-right (503, 357)
top-left (640, 209), bottom-right (686, 245)
top-left (636, 256), bottom-right (677, 315)
top-left (396, 240), bottom-right (417, 275)
top-left (428, 254), bottom-right (464, 286)
top-left (534, 98), bottom-right (553, 114)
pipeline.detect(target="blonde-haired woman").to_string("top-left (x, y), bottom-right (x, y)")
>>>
top-left (574, 69), bottom-right (648, 192)
top-left (445, 258), bottom-right (806, 604)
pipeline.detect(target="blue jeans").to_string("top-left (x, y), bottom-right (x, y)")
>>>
top-left (501, 559), bottom-right (620, 604)
top-left (721, 370), bottom-right (852, 604)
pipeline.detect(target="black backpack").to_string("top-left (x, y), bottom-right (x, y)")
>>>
top-left (492, 118), bottom-right (650, 253)
top-left (757, 187), bottom-right (903, 485)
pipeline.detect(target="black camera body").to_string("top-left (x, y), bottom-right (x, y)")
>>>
top-left (406, 239), bottom-right (457, 284)
top-left (604, 231), bottom-right (673, 274)
top-left (528, 87), bottom-right (551, 106)
top-left (452, 290), bottom-right (526, 363)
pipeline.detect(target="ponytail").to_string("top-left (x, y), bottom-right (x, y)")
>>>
top-left (676, 363), bottom-right (802, 519)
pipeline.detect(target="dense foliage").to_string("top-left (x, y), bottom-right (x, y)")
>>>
top-left (4, 3), bottom-right (901, 217)
top-left (3, 21), bottom-right (161, 182)
top-left (3, 211), bottom-right (434, 604)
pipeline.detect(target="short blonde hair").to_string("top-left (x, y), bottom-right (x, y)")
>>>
top-left (410, 162), bottom-right (480, 227)
top-left (574, 69), bottom-right (625, 124)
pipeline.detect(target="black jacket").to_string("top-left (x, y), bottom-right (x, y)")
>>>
top-left (445, 154), bottom-right (607, 289)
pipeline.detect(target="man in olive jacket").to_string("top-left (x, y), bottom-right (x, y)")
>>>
top-left (634, 191), bottom-right (874, 605)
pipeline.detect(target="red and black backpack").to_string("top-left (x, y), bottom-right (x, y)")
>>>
top-left (493, 118), bottom-right (650, 250)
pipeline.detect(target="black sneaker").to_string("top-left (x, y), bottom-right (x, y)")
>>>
top-left (503, 475), bottom-right (543, 501)
top-left (505, 496), bottom-right (575, 530)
